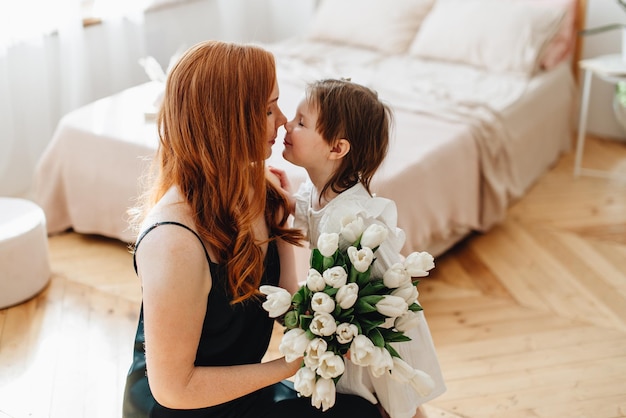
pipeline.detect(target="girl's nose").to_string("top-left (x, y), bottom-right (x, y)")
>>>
top-left (284, 118), bottom-right (293, 133)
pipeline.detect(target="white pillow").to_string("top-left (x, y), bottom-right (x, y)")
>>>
top-left (306, 0), bottom-right (435, 55)
top-left (408, 0), bottom-right (565, 75)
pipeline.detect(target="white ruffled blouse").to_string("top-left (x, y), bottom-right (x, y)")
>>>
top-left (294, 181), bottom-right (406, 279)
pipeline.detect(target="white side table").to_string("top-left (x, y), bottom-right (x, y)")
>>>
top-left (574, 53), bottom-right (626, 179)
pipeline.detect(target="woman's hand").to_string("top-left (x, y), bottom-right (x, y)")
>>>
top-left (282, 355), bottom-right (304, 376)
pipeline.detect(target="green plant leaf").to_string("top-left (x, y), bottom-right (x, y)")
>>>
top-left (368, 327), bottom-right (385, 347)
top-left (333, 303), bottom-right (342, 317)
top-left (355, 298), bottom-right (377, 314)
top-left (408, 302), bottom-right (423, 312)
top-left (335, 309), bottom-right (354, 322)
top-left (283, 311), bottom-right (299, 329)
top-left (360, 295), bottom-right (384, 305)
top-left (322, 255), bottom-right (335, 270)
top-left (300, 314), bottom-right (313, 331)
top-left (292, 288), bottom-right (305, 305)
top-left (360, 317), bottom-right (384, 333)
top-left (335, 252), bottom-right (347, 267)
top-left (389, 335), bottom-right (412, 343)
top-left (348, 266), bottom-right (359, 283)
top-left (356, 268), bottom-right (372, 287)
top-left (358, 281), bottom-right (387, 297)
top-left (324, 287), bottom-right (339, 297)
top-left (379, 329), bottom-right (411, 342)
top-left (385, 342), bottom-right (401, 358)
top-left (311, 249), bottom-right (323, 272)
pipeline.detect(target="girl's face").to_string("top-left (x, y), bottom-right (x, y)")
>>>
top-left (265, 81), bottom-right (287, 159)
top-left (283, 97), bottom-right (333, 172)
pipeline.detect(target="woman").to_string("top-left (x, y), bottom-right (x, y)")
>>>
top-left (122, 40), bottom-right (382, 418)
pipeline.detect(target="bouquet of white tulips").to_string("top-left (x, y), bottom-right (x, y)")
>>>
top-left (260, 218), bottom-right (435, 411)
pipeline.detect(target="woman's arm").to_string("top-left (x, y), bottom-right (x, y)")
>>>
top-left (137, 225), bottom-right (301, 410)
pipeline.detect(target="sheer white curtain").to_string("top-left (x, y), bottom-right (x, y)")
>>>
top-left (0, 0), bottom-right (315, 197)
top-left (0, 0), bottom-right (149, 197)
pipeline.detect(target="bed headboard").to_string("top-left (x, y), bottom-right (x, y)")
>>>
top-left (573, 0), bottom-right (588, 78)
top-left (308, 0), bottom-right (588, 78)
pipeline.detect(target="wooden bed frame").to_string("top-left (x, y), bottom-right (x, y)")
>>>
top-left (573, 0), bottom-right (588, 79)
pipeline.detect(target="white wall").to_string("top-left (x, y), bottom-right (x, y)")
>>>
top-left (581, 0), bottom-right (626, 140)
top-left (143, 0), bottom-right (315, 71)
top-left (0, 0), bottom-right (316, 198)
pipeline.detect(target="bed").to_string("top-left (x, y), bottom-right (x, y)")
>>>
top-left (33, 0), bottom-right (585, 260)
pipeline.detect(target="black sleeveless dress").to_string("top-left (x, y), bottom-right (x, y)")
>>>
top-left (122, 222), bottom-right (381, 418)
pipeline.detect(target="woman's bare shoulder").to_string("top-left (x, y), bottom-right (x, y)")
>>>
top-left (136, 186), bottom-right (211, 278)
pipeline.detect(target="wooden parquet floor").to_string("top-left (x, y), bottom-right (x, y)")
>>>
top-left (1, 135), bottom-right (625, 418)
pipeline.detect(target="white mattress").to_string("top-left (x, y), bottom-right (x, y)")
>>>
top-left (33, 41), bottom-right (575, 258)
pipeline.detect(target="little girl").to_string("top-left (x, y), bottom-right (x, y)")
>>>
top-left (271, 79), bottom-right (446, 418)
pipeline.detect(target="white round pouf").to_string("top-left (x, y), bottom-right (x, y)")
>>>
top-left (0, 197), bottom-right (51, 309)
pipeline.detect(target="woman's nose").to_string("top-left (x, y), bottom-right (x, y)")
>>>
top-left (277, 108), bottom-right (287, 127)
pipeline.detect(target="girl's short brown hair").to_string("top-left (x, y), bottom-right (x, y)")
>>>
top-left (307, 79), bottom-right (392, 200)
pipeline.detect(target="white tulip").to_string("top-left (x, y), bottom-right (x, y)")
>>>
top-left (375, 295), bottom-right (408, 318)
top-left (347, 246), bottom-right (374, 273)
top-left (360, 223), bottom-right (388, 249)
top-left (306, 268), bottom-right (326, 292)
top-left (316, 351), bottom-right (345, 379)
top-left (259, 285), bottom-right (291, 318)
top-left (317, 232), bottom-right (339, 257)
top-left (383, 263), bottom-right (411, 288)
top-left (388, 357), bottom-right (435, 397)
top-left (322, 266), bottom-right (348, 288)
top-left (369, 346), bottom-right (394, 378)
top-left (339, 215), bottom-right (365, 244)
top-left (309, 312), bottom-right (337, 337)
top-left (312, 377), bottom-right (336, 412)
top-left (294, 366), bottom-right (317, 397)
top-left (395, 310), bottom-right (421, 332)
top-left (336, 322), bottom-right (359, 344)
top-left (335, 283), bottom-right (359, 309)
top-left (404, 251), bottom-right (435, 277)
top-left (310, 292), bottom-right (336, 314)
top-left (279, 328), bottom-right (310, 362)
top-left (380, 317), bottom-right (396, 329)
top-left (304, 338), bottom-right (328, 369)
top-left (391, 282), bottom-right (419, 305)
top-left (349, 334), bottom-right (377, 367)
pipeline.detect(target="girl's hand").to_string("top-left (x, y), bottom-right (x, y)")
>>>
top-left (267, 166), bottom-right (295, 215)
top-left (268, 166), bottom-right (292, 194)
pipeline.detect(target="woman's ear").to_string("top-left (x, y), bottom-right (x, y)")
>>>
top-left (329, 138), bottom-right (350, 160)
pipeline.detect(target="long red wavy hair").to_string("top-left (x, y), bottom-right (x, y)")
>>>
top-left (132, 40), bottom-right (303, 303)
